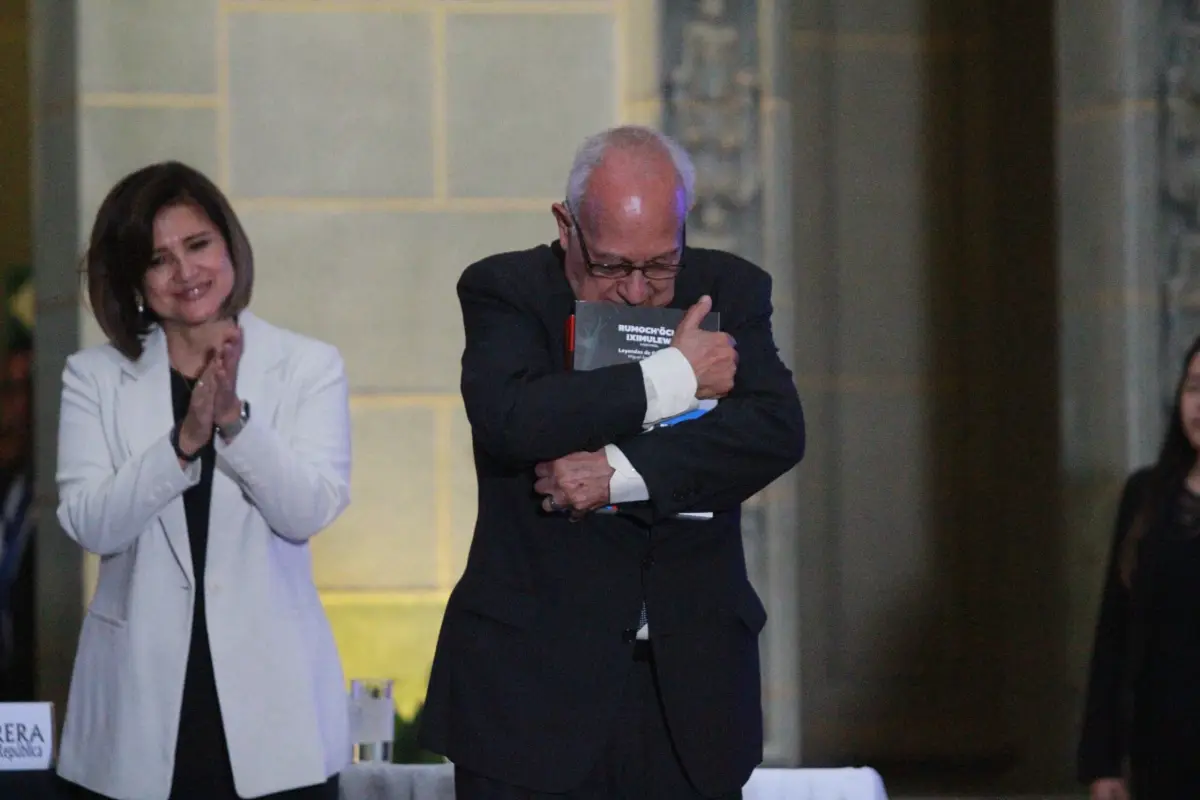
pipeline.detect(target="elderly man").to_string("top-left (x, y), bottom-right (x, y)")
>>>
top-left (420, 126), bottom-right (804, 800)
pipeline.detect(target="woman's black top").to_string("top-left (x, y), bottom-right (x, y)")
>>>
top-left (169, 368), bottom-right (237, 797)
top-left (167, 369), bottom-right (338, 800)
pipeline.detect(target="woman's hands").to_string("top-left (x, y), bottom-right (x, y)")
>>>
top-left (177, 356), bottom-right (221, 458)
top-left (213, 326), bottom-right (244, 431)
top-left (176, 326), bottom-right (243, 462)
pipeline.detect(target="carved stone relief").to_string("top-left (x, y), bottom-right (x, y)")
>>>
top-left (662, 0), bottom-right (763, 264)
top-left (661, 0), bottom-right (787, 759)
top-left (1163, 10), bottom-right (1200, 403)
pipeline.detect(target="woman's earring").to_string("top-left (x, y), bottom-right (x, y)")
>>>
top-left (134, 293), bottom-right (144, 316)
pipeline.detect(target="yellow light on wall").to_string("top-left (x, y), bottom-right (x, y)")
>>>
top-left (321, 590), bottom-right (449, 718)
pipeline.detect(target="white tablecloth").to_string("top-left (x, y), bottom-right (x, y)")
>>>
top-left (744, 767), bottom-right (888, 799)
top-left (340, 763), bottom-right (889, 800)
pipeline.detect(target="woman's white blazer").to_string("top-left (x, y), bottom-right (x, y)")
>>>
top-left (53, 311), bottom-right (352, 800)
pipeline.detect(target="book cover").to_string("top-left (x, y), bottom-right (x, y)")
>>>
top-left (566, 301), bottom-right (721, 521)
top-left (568, 301), bottom-right (720, 371)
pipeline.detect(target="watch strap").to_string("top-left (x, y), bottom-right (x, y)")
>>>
top-left (217, 401), bottom-right (251, 439)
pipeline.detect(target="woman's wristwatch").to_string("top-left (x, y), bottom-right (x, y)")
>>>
top-left (217, 401), bottom-right (251, 441)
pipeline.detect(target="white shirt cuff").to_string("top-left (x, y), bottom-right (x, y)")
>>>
top-left (604, 444), bottom-right (649, 504)
top-left (639, 347), bottom-right (699, 427)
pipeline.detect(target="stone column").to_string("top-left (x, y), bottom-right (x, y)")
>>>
top-left (1055, 0), bottom-right (1162, 784)
top-left (30, 0), bottom-right (82, 715)
top-left (659, 0), bottom-right (801, 765)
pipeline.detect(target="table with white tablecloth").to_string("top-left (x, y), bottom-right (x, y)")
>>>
top-left (0, 763), bottom-right (888, 799)
top-left (340, 763), bottom-right (889, 800)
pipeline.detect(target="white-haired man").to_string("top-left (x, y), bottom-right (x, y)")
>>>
top-left (420, 126), bottom-right (805, 800)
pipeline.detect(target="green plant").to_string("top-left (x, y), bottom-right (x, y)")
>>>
top-left (392, 701), bottom-right (442, 764)
top-left (1, 263), bottom-right (32, 363)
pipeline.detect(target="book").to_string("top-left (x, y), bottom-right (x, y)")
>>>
top-left (567, 301), bottom-right (720, 372)
top-left (567, 301), bottom-right (720, 520)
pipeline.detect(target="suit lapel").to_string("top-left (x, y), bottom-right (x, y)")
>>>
top-left (668, 247), bottom-right (708, 313)
top-left (543, 243), bottom-right (577, 371)
top-left (115, 327), bottom-right (195, 586)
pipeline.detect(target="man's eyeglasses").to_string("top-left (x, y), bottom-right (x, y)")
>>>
top-left (567, 205), bottom-right (685, 281)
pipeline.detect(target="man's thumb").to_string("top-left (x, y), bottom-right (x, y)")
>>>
top-left (677, 295), bottom-right (712, 334)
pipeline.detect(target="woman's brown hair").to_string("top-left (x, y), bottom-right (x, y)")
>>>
top-left (1118, 333), bottom-right (1200, 587)
top-left (85, 161), bottom-right (254, 360)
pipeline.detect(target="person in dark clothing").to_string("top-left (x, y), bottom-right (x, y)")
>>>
top-left (420, 125), bottom-right (805, 799)
top-left (1079, 333), bottom-right (1200, 799)
top-left (0, 336), bottom-right (35, 702)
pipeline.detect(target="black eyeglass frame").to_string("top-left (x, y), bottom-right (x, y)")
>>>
top-left (566, 203), bottom-right (686, 281)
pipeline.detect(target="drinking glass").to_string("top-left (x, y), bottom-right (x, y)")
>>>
top-left (349, 678), bottom-right (395, 763)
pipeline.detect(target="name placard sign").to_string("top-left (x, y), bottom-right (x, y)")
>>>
top-left (0, 702), bottom-right (53, 770)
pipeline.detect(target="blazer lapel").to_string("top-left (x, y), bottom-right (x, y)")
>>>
top-left (115, 327), bottom-right (194, 586)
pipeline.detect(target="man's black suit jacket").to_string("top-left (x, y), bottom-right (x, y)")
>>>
top-left (419, 242), bottom-right (805, 796)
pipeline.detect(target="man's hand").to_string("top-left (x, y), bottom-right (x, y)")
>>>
top-left (534, 451), bottom-right (614, 515)
top-left (671, 295), bottom-right (737, 399)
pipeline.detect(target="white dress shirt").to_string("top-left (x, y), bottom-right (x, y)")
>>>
top-left (602, 346), bottom-right (699, 638)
